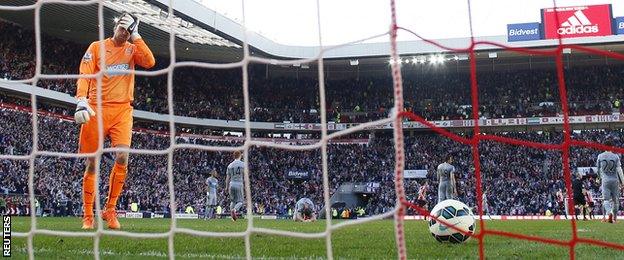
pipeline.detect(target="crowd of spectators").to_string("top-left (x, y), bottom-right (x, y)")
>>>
top-left (2, 19), bottom-right (623, 218)
top-left (2, 21), bottom-right (624, 125)
top-left (1, 106), bottom-right (622, 218)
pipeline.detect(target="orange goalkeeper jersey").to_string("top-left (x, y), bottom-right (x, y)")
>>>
top-left (76, 38), bottom-right (155, 105)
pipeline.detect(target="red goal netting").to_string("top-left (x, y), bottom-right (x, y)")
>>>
top-left (388, 0), bottom-right (624, 259)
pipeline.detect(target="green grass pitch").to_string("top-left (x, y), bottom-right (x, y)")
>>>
top-left (7, 217), bottom-right (624, 259)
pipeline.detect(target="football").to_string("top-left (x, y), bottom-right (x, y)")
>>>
top-left (428, 199), bottom-right (475, 243)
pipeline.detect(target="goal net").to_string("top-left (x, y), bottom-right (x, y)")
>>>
top-left (1, 0), bottom-right (624, 259)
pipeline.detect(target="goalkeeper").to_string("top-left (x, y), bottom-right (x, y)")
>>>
top-left (76, 13), bottom-right (155, 229)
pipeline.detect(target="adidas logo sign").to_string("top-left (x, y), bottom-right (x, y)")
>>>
top-left (557, 10), bottom-right (598, 35)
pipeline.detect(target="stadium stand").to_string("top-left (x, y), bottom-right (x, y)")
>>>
top-left (1, 21), bottom-right (623, 124)
top-left (0, 105), bottom-right (618, 218)
top-left (1, 19), bottom-right (622, 219)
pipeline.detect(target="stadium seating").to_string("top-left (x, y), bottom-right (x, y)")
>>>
top-left (1, 21), bottom-right (623, 124)
top-left (0, 20), bottom-right (619, 218)
top-left (0, 106), bottom-right (614, 217)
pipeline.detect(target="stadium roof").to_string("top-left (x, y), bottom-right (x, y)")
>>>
top-left (1, 0), bottom-right (624, 68)
top-left (152, 0), bottom-right (624, 60)
top-left (0, 0), bottom-right (244, 62)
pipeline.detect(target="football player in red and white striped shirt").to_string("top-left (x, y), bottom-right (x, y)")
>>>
top-left (417, 181), bottom-right (429, 219)
top-left (584, 189), bottom-right (595, 220)
top-left (556, 189), bottom-right (567, 219)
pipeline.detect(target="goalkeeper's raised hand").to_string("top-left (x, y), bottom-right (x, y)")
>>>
top-left (118, 13), bottom-right (141, 41)
top-left (74, 97), bottom-right (95, 124)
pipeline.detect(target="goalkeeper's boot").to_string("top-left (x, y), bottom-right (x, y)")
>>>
top-left (608, 213), bottom-right (614, 223)
top-left (81, 215), bottom-right (94, 230)
top-left (102, 208), bottom-right (121, 229)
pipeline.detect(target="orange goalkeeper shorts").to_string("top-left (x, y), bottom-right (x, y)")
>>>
top-left (79, 104), bottom-right (133, 153)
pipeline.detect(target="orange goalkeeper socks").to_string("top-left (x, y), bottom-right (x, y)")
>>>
top-left (82, 172), bottom-right (96, 217)
top-left (105, 163), bottom-right (128, 210)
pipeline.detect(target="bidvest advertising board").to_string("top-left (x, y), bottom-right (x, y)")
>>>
top-left (615, 17), bottom-right (624, 35)
top-left (507, 22), bottom-right (542, 42)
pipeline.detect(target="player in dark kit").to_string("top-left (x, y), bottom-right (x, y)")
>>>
top-left (572, 172), bottom-right (587, 220)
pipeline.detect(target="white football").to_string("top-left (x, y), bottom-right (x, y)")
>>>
top-left (428, 199), bottom-right (475, 243)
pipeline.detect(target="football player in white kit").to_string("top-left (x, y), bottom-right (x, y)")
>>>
top-left (437, 155), bottom-right (457, 203)
top-left (205, 169), bottom-right (218, 219)
top-left (226, 151), bottom-right (245, 221)
top-left (596, 140), bottom-right (624, 223)
top-left (293, 198), bottom-right (316, 222)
